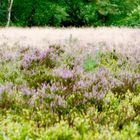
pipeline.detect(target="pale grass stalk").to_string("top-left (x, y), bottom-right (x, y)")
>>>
top-left (0, 27), bottom-right (140, 56)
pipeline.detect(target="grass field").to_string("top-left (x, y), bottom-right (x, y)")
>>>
top-left (0, 27), bottom-right (140, 140)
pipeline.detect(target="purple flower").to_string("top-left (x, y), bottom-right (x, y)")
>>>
top-left (0, 86), bottom-right (5, 95)
top-left (101, 77), bottom-right (108, 86)
top-left (99, 92), bottom-right (105, 100)
top-left (21, 54), bottom-right (32, 69)
top-left (84, 92), bottom-right (96, 99)
top-left (77, 80), bottom-right (86, 88)
top-left (38, 49), bottom-right (51, 60)
top-left (84, 92), bottom-right (90, 98)
top-left (21, 48), bottom-right (51, 69)
top-left (21, 88), bottom-right (32, 96)
top-left (118, 59), bottom-right (123, 65)
top-left (50, 95), bottom-right (67, 108)
top-left (0, 83), bottom-right (13, 97)
top-left (92, 86), bottom-right (98, 93)
top-left (41, 83), bottom-right (48, 92)
top-left (54, 68), bottom-right (74, 79)
top-left (50, 84), bottom-right (58, 92)
top-left (39, 51), bottom-right (47, 60)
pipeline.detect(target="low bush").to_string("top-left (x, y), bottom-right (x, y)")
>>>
top-left (0, 46), bottom-right (139, 139)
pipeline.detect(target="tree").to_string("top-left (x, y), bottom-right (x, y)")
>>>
top-left (6, 0), bottom-right (13, 26)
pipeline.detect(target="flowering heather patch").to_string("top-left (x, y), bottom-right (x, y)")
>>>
top-left (117, 71), bottom-right (140, 93)
top-left (0, 83), bottom-right (15, 108)
top-left (54, 68), bottom-right (74, 79)
top-left (20, 48), bottom-right (54, 69)
top-left (0, 28), bottom-right (140, 139)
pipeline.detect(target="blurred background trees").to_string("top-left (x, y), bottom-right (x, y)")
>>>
top-left (0, 0), bottom-right (140, 27)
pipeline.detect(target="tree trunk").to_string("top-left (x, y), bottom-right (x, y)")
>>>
top-left (6, 0), bottom-right (13, 27)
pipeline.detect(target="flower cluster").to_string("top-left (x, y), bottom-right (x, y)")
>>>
top-left (53, 68), bottom-right (74, 79)
top-left (21, 48), bottom-right (52, 69)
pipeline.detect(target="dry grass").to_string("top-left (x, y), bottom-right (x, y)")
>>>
top-left (0, 27), bottom-right (140, 56)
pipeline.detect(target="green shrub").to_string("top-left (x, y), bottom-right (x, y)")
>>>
top-left (34, 2), bottom-right (68, 26)
top-left (0, 62), bottom-right (23, 85)
top-left (83, 55), bottom-right (98, 72)
top-left (0, 114), bottom-right (36, 139)
top-left (125, 6), bottom-right (140, 27)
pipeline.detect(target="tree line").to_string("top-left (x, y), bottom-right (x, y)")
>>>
top-left (0, 0), bottom-right (140, 27)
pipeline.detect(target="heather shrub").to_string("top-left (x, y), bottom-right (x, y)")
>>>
top-left (83, 50), bottom-right (129, 73)
top-left (117, 71), bottom-right (140, 93)
top-left (20, 48), bottom-right (56, 70)
top-left (20, 48), bottom-right (59, 88)
top-left (0, 46), bottom-right (139, 139)
top-left (61, 54), bottom-right (75, 69)
top-left (83, 50), bottom-right (140, 95)
top-left (0, 83), bottom-right (17, 109)
top-left (0, 60), bottom-right (23, 85)
top-left (98, 50), bottom-right (128, 71)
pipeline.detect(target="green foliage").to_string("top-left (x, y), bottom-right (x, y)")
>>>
top-left (83, 55), bottom-right (98, 72)
top-left (80, 4), bottom-right (98, 26)
top-left (0, 1), bottom-right (8, 26)
top-left (0, 0), bottom-right (140, 26)
top-left (0, 114), bottom-right (35, 139)
top-left (34, 2), bottom-right (68, 26)
top-left (39, 122), bottom-right (74, 140)
top-left (12, 0), bottom-right (35, 26)
top-left (125, 6), bottom-right (140, 27)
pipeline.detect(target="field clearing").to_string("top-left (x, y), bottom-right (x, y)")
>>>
top-left (0, 27), bottom-right (140, 54)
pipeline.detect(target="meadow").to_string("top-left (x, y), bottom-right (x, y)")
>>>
top-left (0, 27), bottom-right (140, 140)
